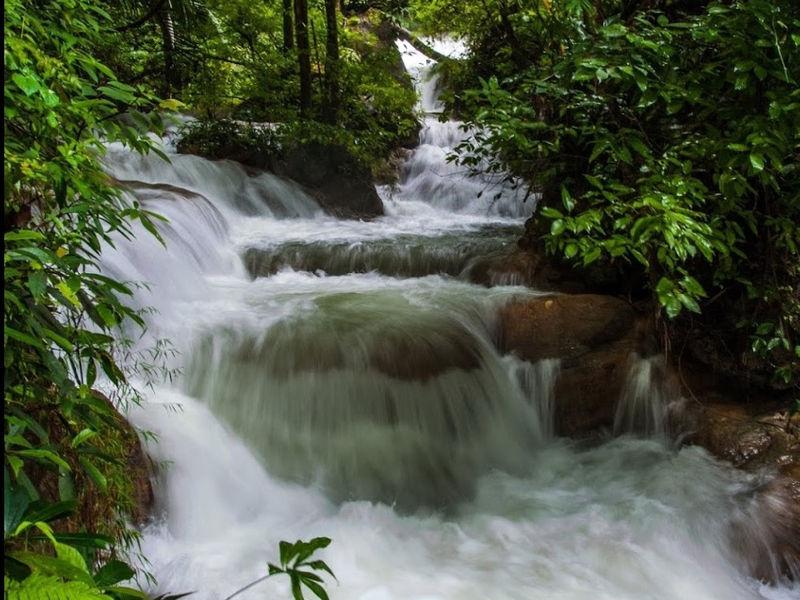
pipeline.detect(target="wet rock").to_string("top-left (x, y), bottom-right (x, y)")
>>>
top-left (679, 400), bottom-right (800, 473)
top-left (178, 135), bottom-right (385, 220)
top-left (498, 294), bottom-right (639, 363)
top-left (551, 341), bottom-right (640, 436)
top-left (677, 398), bottom-right (800, 581)
top-left (274, 142), bottom-right (384, 220)
top-left (498, 293), bottom-right (655, 435)
top-left (374, 147), bottom-right (414, 186)
top-left (467, 248), bottom-right (588, 292)
top-left (726, 463), bottom-right (800, 582)
top-left (226, 312), bottom-right (482, 383)
top-left (369, 328), bottom-right (482, 381)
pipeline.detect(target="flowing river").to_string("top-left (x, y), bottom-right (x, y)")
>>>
top-left (99, 40), bottom-right (797, 600)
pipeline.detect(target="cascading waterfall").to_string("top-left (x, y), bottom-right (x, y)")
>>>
top-left (98, 37), bottom-right (798, 600)
top-left (613, 354), bottom-right (673, 438)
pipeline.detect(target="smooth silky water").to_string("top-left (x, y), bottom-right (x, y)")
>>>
top-left (98, 40), bottom-right (797, 600)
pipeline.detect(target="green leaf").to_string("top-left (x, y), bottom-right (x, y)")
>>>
top-left (10, 552), bottom-right (95, 586)
top-left (25, 499), bottom-right (77, 523)
top-left (12, 73), bottom-right (41, 96)
top-left (5, 326), bottom-right (46, 350)
top-left (94, 560), bottom-right (135, 588)
top-left (43, 328), bottom-right (75, 352)
top-left (304, 560), bottom-right (336, 581)
top-left (98, 85), bottom-right (135, 104)
top-left (5, 574), bottom-right (110, 600)
top-left (12, 449), bottom-right (71, 472)
top-left (540, 207), bottom-right (563, 219)
top-left (4, 467), bottom-right (31, 539)
top-left (27, 271), bottom-right (48, 298)
top-left (290, 573), bottom-right (304, 600)
top-left (78, 457), bottom-right (107, 491)
top-left (560, 186), bottom-right (575, 212)
top-left (104, 586), bottom-right (147, 599)
top-left (583, 247), bottom-right (602, 265)
top-left (56, 282), bottom-right (82, 308)
top-left (41, 532), bottom-right (113, 550)
top-left (301, 577), bottom-right (329, 600)
top-left (655, 277), bottom-right (674, 295)
top-left (680, 276), bottom-right (707, 298)
top-left (5, 230), bottom-right (46, 242)
top-left (749, 153), bottom-right (764, 171)
top-left (55, 473), bottom-right (75, 505)
top-left (54, 541), bottom-right (90, 574)
top-left (677, 293), bottom-right (701, 313)
top-left (71, 429), bottom-right (97, 448)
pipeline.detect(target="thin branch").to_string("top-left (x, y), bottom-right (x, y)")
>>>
top-left (223, 574), bottom-right (272, 600)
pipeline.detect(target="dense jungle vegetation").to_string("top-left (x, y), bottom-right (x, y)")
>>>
top-left (4, 0), bottom-right (798, 597)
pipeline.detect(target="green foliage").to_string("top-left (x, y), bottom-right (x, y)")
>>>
top-left (225, 537), bottom-right (336, 600)
top-left (6, 2), bottom-right (341, 598)
top-left (160, 3), bottom-right (417, 165)
top-left (446, 0), bottom-right (799, 385)
top-left (5, 471), bottom-right (143, 599)
top-left (176, 119), bottom-right (281, 161)
top-left (269, 537), bottom-right (336, 600)
top-left (4, 0), bottom-right (171, 594)
top-left (5, 574), bottom-right (112, 600)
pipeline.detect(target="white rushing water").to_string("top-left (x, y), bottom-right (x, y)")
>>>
top-left (98, 39), bottom-right (797, 600)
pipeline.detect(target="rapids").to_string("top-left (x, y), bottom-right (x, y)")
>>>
top-left (98, 38), bottom-right (797, 600)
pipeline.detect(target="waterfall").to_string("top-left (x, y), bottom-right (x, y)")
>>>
top-left (97, 34), bottom-right (798, 600)
top-left (613, 354), bottom-right (673, 438)
top-left (507, 357), bottom-right (561, 439)
top-left (388, 40), bottom-right (533, 219)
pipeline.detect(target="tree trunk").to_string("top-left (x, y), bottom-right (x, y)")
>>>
top-left (158, 0), bottom-right (177, 97)
top-left (324, 0), bottom-right (340, 123)
top-left (294, 0), bottom-right (312, 115)
top-left (282, 0), bottom-right (294, 51)
top-left (498, 0), bottom-right (525, 67)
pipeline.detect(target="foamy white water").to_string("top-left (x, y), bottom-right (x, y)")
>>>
top-left (99, 39), bottom-right (797, 600)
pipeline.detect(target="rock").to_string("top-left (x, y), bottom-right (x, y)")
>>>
top-left (498, 293), bottom-right (655, 435)
top-left (229, 312), bottom-right (482, 383)
top-left (27, 391), bottom-right (154, 535)
top-left (274, 141), bottom-right (384, 220)
top-left (675, 396), bottom-right (800, 581)
top-left (551, 341), bottom-right (641, 436)
top-left (498, 294), bottom-right (639, 363)
top-left (369, 327), bottom-right (482, 381)
top-left (109, 400), bottom-right (155, 525)
top-left (679, 399), bottom-right (799, 473)
top-left (373, 147), bottom-right (413, 186)
top-left (178, 130), bottom-right (386, 220)
top-left (468, 248), bottom-right (587, 292)
top-left (86, 391), bottom-right (154, 526)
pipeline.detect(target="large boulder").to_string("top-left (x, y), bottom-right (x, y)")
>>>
top-left (498, 293), bottom-right (655, 435)
top-left (274, 142), bottom-right (384, 219)
top-left (498, 294), bottom-right (639, 362)
top-left (678, 398), bottom-right (800, 580)
top-left (178, 130), bottom-right (385, 220)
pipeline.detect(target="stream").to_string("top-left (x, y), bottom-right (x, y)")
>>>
top-left (98, 39), bottom-right (797, 600)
